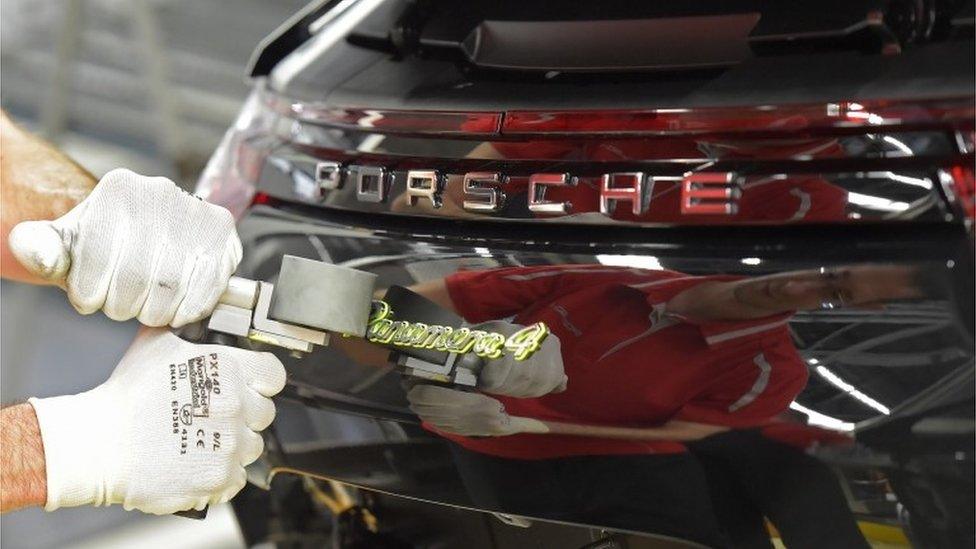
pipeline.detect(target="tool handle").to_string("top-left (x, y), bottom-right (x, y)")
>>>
top-left (518, 417), bottom-right (728, 442)
top-left (219, 276), bottom-right (259, 309)
top-left (174, 276), bottom-right (253, 519)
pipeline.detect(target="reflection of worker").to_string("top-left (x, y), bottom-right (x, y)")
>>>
top-left (406, 264), bottom-right (923, 445)
top-left (397, 263), bottom-right (921, 544)
top-left (689, 422), bottom-right (871, 549)
top-left (0, 112), bottom-right (285, 514)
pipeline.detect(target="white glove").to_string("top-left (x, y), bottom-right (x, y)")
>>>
top-left (28, 329), bottom-right (286, 514)
top-left (473, 320), bottom-right (567, 398)
top-left (406, 385), bottom-right (548, 437)
top-left (8, 169), bottom-right (242, 327)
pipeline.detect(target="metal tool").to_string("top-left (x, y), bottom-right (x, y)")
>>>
top-left (379, 285), bottom-right (484, 387)
top-left (206, 258), bottom-right (482, 386)
top-left (174, 256), bottom-right (375, 520)
top-left (177, 255), bottom-right (720, 522)
top-left (204, 257), bottom-right (727, 440)
top-left (207, 255), bottom-right (378, 354)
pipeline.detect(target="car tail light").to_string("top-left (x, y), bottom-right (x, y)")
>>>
top-left (210, 83), bottom-right (974, 227)
top-left (501, 97), bottom-right (974, 137)
top-left (266, 95), bottom-right (503, 135)
top-left (947, 164), bottom-right (975, 224)
top-left (195, 87), bottom-right (281, 218)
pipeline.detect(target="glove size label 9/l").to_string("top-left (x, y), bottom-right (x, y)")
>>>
top-left (170, 353), bottom-right (223, 455)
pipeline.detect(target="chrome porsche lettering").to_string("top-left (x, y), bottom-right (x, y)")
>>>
top-left (600, 172), bottom-right (650, 216)
top-left (351, 165), bottom-right (388, 203)
top-left (316, 161), bottom-right (343, 190)
top-left (680, 171), bottom-right (741, 215)
top-left (312, 163), bottom-right (737, 217)
top-left (462, 172), bottom-right (508, 212)
top-left (405, 170), bottom-right (443, 208)
top-left (528, 173), bottom-right (576, 215)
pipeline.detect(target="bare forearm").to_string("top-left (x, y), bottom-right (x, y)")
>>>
top-left (1, 403), bottom-right (47, 512)
top-left (666, 265), bottom-right (926, 322)
top-left (1, 110), bottom-right (96, 283)
top-left (542, 419), bottom-right (728, 441)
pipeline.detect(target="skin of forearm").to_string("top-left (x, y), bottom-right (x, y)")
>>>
top-left (1, 110), bottom-right (97, 283)
top-left (402, 275), bottom-right (771, 324)
top-left (544, 419), bottom-right (728, 441)
top-left (0, 403), bottom-right (47, 512)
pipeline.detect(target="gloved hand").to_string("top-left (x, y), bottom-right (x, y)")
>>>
top-left (27, 329), bottom-right (286, 514)
top-left (8, 169), bottom-right (242, 327)
top-left (472, 320), bottom-right (567, 398)
top-left (406, 385), bottom-right (548, 437)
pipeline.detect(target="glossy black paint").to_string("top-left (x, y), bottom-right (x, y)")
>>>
top-left (212, 1), bottom-right (976, 546)
top-left (227, 204), bottom-right (973, 546)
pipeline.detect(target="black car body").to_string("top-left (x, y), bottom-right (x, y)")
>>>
top-left (196, 1), bottom-right (975, 547)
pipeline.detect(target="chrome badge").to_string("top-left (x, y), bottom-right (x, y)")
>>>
top-left (309, 163), bottom-right (739, 218)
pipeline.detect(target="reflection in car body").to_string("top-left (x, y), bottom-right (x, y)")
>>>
top-left (199, 1), bottom-right (975, 547)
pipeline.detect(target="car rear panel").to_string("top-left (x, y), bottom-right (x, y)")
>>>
top-left (201, 1), bottom-right (975, 546)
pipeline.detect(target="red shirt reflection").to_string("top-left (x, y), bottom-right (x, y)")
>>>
top-left (434, 265), bottom-right (809, 460)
